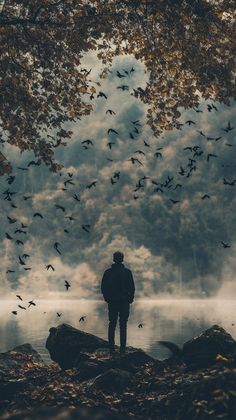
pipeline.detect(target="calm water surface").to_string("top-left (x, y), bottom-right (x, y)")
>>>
top-left (0, 299), bottom-right (236, 363)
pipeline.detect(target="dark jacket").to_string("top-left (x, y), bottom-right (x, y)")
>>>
top-left (101, 263), bottom-right (135, 304)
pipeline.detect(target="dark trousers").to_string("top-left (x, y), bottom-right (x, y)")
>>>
top-left (108, 301), bottom-right (130, 350)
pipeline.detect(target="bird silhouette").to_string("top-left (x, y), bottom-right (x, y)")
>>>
top-left (46, 264), bottom-right (55, 271)
top-left (79, 316), bottom-right (86, 322)
top-left (55, 204), bottom-right (66, 212)
top-left (97, 91), bottom-right (107, 99)
top-left (223, 121), bottom-right (234, 132)
top-left (128, 157), bottom-right (143, 166)
top-left (138, 323), bottom-right (144, 328)
top-left (16, 239), bottom-right (24, 245)
top-left (19, 255), bottom-right (26, 265)
top-left (170, 199), bottom-right (180, 204)
top-left (117, 85), bottom-right (129, 91)
top-left (65, 280), bottom-right (71, 291)
top-left (7, 216), bottom-right (17, 224)
top-left (107, 142), bottom-right (115, 149)
top-left (223, 178), bottom-right (236, 186)
top-left (201, 194), bottom-right (210, 200)
top-left (18, 304), bottom-right (26, 310)
top-left (82, 224), bottom-right (90, 233)
top-left (28, 159), bottom-right (41, 167)
top-left (86, 181), bottom-right (98, 189)
top-left (144, 140), bottom-right (150, 147)
top-left (33, 212), bottom-right (43, 218)
top-left (57, 312), bottom-right (62, 317)
top-left (54, 242), bottom-right (61, 255)
top-left (106, 109), bottom-right (116, 115)
top-left (6, 269), bottom-right (15, 273)
top-left (207, 154), bottom-right (217, 162)
top-left (81, 139), bottom-right (94, 146)
top-left (116, 70), bottom-right (125, 78)
top-left (72, 194), bottom-right (80, 202)
top-left (185, 120), bottom-right (196, 126)
top-left (12, 311), bottom-right (17, 315)
top-left (64, 179), bottom-right (75, 187)
top-left (135, 150), bottom-right (145, 155)
top-left (154, 152), bottom-right (163, 159)
top-left (5, 232), bottom-right (13, 240)
top-left (221, 241), bottom-right (230, 248)
top-left (16, 295), bottom-right (23, 301)
top-left (108, 128), bottom-right (119, 135)
top-left (28, 300), bottom-right (36, 307)
top-left (113, 171), bottom-right (120, 179)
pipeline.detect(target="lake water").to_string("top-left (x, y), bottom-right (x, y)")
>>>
top-left (0, 299), bottom-right (236, 363)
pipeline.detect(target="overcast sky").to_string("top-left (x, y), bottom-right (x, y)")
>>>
top-left (0, 54), bottom-right (235, 300)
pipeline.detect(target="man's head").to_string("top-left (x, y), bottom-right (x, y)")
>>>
top-left (113, 251), bottom-right (124, 263)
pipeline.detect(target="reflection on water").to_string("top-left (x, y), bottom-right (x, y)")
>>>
top-left (0, 299), bottom-right (236, 363)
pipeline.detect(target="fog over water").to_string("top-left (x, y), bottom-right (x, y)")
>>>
top-left (1, 299), bottom-right (236, 362)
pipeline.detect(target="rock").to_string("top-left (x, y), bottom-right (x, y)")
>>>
top-left (75, 347), bottom-right (155, 381)
top-left (46, 324), bottom-right (109, 369)
top-left (87, 368), bottom-right (132, 393)
top-left (183, 324), bottom-right (236, 367)
top-left (0, 344), bottom-right (45, 371)
top-left (2, 406), bottom-right (132, 419)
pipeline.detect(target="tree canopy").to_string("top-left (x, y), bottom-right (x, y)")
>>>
top-left (0, 0), bottom-right (235, 174)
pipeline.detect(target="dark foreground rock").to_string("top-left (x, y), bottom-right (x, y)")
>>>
top-left (1, 324), bottom-right (236, 420)
top-left (182, 324), bottom-right (236, 367)
top-left (87, 368), bottom-right (132, 393)
top-left (46, 323), bottom-right (109, 369)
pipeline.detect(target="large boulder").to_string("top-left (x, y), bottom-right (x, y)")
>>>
top-left (183, 324), bottom-right (236, 367)
top-left (87, 368), bottom-right (133, 393)
top-left (46, 324), bottom-right (109, 369)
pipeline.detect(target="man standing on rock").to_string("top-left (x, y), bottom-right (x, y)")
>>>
top-left (101, 251), bottom-right (135, 355)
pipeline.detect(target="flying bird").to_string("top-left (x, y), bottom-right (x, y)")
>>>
top-left (201, 194), bottom-right (210, 200)
top-left (97, 91), bottom-right (107, 99)
top-left (81, 139), bottom-right (94, 146)
top-left (46, 264), bottom-right (55, 271)
top-left (55, 204), bottom-right (66, 212)
top-left (28, 300), bottom-right (36, 307)
top-left (207, 154), bottom-right (217, 162)
top-left (138, 323), bottom-right (144, 328)
top-left (107, 142), bottom-right (115, 149)
top-left (65, 280), bottom-right (71, 291)
top-left (33, 212), bottom-right (43, 218)
top-left (128, 157), bottom-right (143, 166)
top-left (18, 305), bottom-right (26, 310)
top-left (54, 242), bottom-right (62, 255)
top-left (108, 128), bottom-right (119, 135)
top-left (5, 232), bottom-right (13, 240)
top-left (221, 241), bottom-right (231, 249)
top-left (106, 109), bottom-right (116, 115)
top-left (57, 312), bottom-right (62, 317)
top-left (86, 181), bottom-right (98, 189)
top-left (79, 316), bottom-right (86, 322)
top-left (72, 194), bottom-right (80, 202)
top-left (18, 255), bottom-right (26, 265)
top-left (12, 311), bottom-right (17, 315)
top-left (223, 121), bottom-right (234, 133)
top-left (16, 295), bottom-right (23, 301)
top-left (82, 224), bottom-right (90, 233)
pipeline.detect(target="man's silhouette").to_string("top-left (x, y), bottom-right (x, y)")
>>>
top-left (101, 251), bottom-right (135, 354)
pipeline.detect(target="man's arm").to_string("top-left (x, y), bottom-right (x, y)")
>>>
top-left (101, 270), bottom-right (109, 302)
top-left (127, 270), bottom-right (135, 303)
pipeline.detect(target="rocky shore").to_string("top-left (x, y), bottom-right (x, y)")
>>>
top-left (1, 324), bottom-right (236, 419)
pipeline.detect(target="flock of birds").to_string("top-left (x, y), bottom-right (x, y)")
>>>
top-left (0, 65), bottom-right (235, 321)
